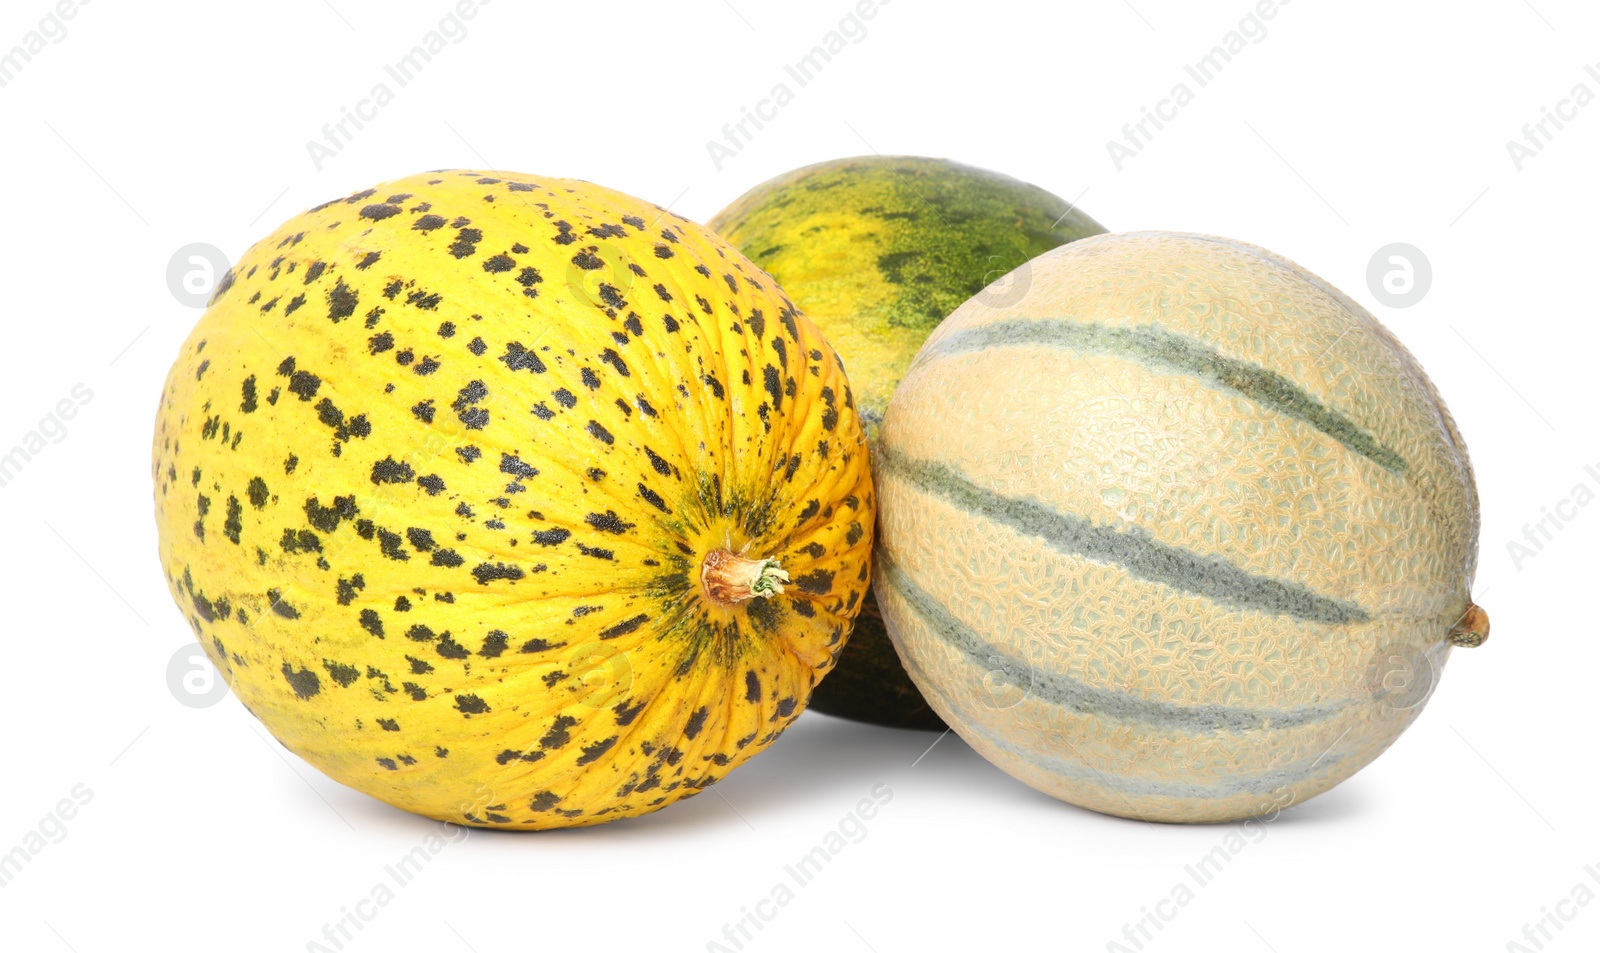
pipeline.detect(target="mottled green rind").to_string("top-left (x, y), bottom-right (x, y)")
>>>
top-left (811, 593), bottom-right (945, 730)
top-left (710, 155), bottom-right (1106, 434)
top-left (711, 156), bottom-right (1106, 730)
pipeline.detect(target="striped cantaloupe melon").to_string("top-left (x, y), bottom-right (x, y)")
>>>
top-left (874, 231), bottom-right (1488, 823)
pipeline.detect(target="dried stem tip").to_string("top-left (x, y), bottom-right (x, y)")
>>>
top-left (1448, 602), bottom-right (1490, 648)
top-left (701, 549), bottom-right (789, 607)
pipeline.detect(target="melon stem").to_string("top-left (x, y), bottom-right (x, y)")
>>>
top-left (701, 549), bottom-right (789, 607)
top-left (1447, 602), bottom-right (1490, 648)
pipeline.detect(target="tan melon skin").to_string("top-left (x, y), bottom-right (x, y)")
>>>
top-left (874, 232), bottom-right (1485, 823)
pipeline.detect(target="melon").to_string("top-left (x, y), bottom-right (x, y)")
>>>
top-left (710, 155), bottom-right (1104, 729)
top-left (152, 170), bottom-right (875, 829)
top-left (874, 231), bottom-right (1487, 822)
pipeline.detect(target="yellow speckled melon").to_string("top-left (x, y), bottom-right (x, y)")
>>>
top-left (875, 231), bottom-right (1488, 823)
top-left (152, 170), bottom-right (874, 829)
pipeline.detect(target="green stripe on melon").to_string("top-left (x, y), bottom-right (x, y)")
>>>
top-left (875, 555), bottom-right (1348, 732)
top-left (877, 445), bottom-right (1371, 626)
top-left (886, 609), bottom-right (1359, 803)
top-left (918, 319), bottom-right (1409, 474)
top-left (710, 155), bottom-right (1105, 730)
top-left (875, 231), bottom-right (1487, 822)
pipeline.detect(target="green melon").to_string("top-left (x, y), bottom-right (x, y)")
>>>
top-left (875, 231), bottom-right (1488, 821)
top-left (710, 156), bottom-right (1105, 729)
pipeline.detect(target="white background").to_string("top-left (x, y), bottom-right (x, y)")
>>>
top-left (0, 0), bottom-right (1594, 950)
